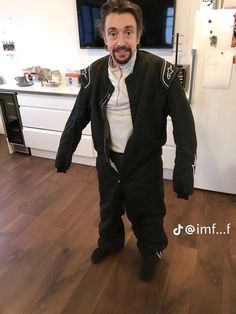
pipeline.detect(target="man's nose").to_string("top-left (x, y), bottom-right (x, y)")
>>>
top-left (116, 32), bottom-right (126, 45)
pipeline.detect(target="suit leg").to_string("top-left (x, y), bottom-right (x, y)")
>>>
top-left (96, 156), bottom-right (125, 252)
top-left (126, 198), bottom-right (168, 257)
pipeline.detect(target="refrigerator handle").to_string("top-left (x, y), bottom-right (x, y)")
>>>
top-left (188, 49), bottom-right (197, 106)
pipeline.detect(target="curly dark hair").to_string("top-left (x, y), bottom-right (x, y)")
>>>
top-left (99, 0), bottom-right (143, 37)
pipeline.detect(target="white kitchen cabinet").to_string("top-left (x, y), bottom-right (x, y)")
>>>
top-left (20, 107), bottom-right (70, 131)
top-left (18, 92), bottom-right (175, 175)
top-left (162, 118), bottom-right (175, 179)
top-left (0, 110), bottom-right (4, 134)
top-left (19, 106), bottom-right (92, 135)
top-left (17, 93), bottom-right (75, 110)
top-left (17, 91), bottom-right (96, 166)
top-left (0, 83), bottom-right (176, 175)
top-left (23, 128), bottom-right (94, 157)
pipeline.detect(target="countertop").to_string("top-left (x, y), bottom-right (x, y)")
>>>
top-left (0, 82), bottom-right (80, 97)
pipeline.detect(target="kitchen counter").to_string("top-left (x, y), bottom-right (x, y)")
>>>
top-left (0, 82), bottom-right (80, 96)
top-left (0, 85), bottom-right (96, 166)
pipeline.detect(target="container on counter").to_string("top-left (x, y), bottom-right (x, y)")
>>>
top-left (23, 71), bottom-right (39, 83)
top-left (65, 72), bottom-right (80, 87)
top-left (52, 70), bottom-right (62, 85)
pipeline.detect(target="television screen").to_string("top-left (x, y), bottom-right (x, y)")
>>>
top-left (76, 0), bottom-right (176, 49)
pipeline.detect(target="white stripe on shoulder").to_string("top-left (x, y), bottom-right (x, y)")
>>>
top-left (80, 65), bottom-right (91, 89)
top-left (161, 60), bottom-right (169, 88)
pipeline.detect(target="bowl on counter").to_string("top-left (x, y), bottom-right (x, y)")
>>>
top-left (15, 76), bottom-right (34, 87)
top-left (15, 76), bottom-right (27, 84)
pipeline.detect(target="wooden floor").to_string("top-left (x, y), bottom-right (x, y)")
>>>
top-left (0, 134), bottom-right (235, 314)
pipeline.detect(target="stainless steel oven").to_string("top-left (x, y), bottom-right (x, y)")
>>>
top-left (0, 92), bottom-right (30, 154)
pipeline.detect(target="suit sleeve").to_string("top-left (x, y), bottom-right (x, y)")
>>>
top-left (55, 84), bottom-right (91, 173)
top-left (167, 74), bottom-right (197, 199)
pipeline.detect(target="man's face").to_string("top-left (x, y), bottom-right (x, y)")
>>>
top-left (103, 12), bottom-right (140, 67)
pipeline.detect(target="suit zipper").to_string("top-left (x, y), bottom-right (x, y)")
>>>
top-left (116, 69), bottom-right (123, 106)
top-left (100, 91), bottom-right (111, 161)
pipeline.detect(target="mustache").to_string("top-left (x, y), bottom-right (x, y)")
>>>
top-left (113, 46), bottom-right (131, 52)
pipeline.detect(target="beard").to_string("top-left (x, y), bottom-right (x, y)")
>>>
top-left (112, 45), bottom-right (133, 66)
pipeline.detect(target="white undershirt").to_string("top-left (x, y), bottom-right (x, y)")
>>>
top-left (107, 51), bottom-right (137, 153)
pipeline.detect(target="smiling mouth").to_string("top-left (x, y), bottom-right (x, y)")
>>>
top-left (116, 51), bottom-right (128, 56)
top-left (112, 47), bottom-right (132, 65)
top-left (114, 46), bottom-right (130, 53)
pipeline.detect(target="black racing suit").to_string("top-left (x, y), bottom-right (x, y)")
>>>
top-left (55, 50), bottom-right (197, 257)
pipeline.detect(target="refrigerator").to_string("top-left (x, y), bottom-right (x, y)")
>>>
top-left (191, 9), bottom-right (236, 195)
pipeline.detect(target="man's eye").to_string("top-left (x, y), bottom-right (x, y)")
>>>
top-left (108, 32), bottom-right (117, 38)
top-left (126, 30), bottom-right (133, 37)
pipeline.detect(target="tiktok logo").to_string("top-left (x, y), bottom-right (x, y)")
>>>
top-left (173, 224), bottom-right (184, 236)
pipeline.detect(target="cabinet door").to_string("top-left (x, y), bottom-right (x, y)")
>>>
top-left (23, 127), bottom-right (94, 157)
top-left (0, 110), bottom-right (4, 134)
top-left (162, 119), bottom-right (175, 170)
top-left (20, 107), bottom-right (70, 131)
top-left (20, 106), bottom-right (92, 134)
top-left (166, 118), bottom-right (175, 146)
top-left (17, 93), bottom-right (76, 110)
top-left (162, 146), bottom-right (175, 169)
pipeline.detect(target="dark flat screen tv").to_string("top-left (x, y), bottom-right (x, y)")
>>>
top-left (76, 0), bottom-right (176, 49)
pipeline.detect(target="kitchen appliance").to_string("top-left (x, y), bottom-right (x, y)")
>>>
top-left (0, 92), bottom-right (30, 154)
top-left (177, 65), bottom-right (190, 91)
top-left (191, 9), bottom-right (236, 194)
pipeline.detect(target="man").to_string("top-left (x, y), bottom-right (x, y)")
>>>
top-left (55, 0), bottom-right (197, 281)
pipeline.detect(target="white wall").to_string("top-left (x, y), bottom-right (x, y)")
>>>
top-left (0, 0), bottom-right (201, 135)
top-left (0, 0), bottom-right (201, 81)
top-left (175, 0), bottom-right (201, 64)
top-left (0, 0), bottom-right (106, 81)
